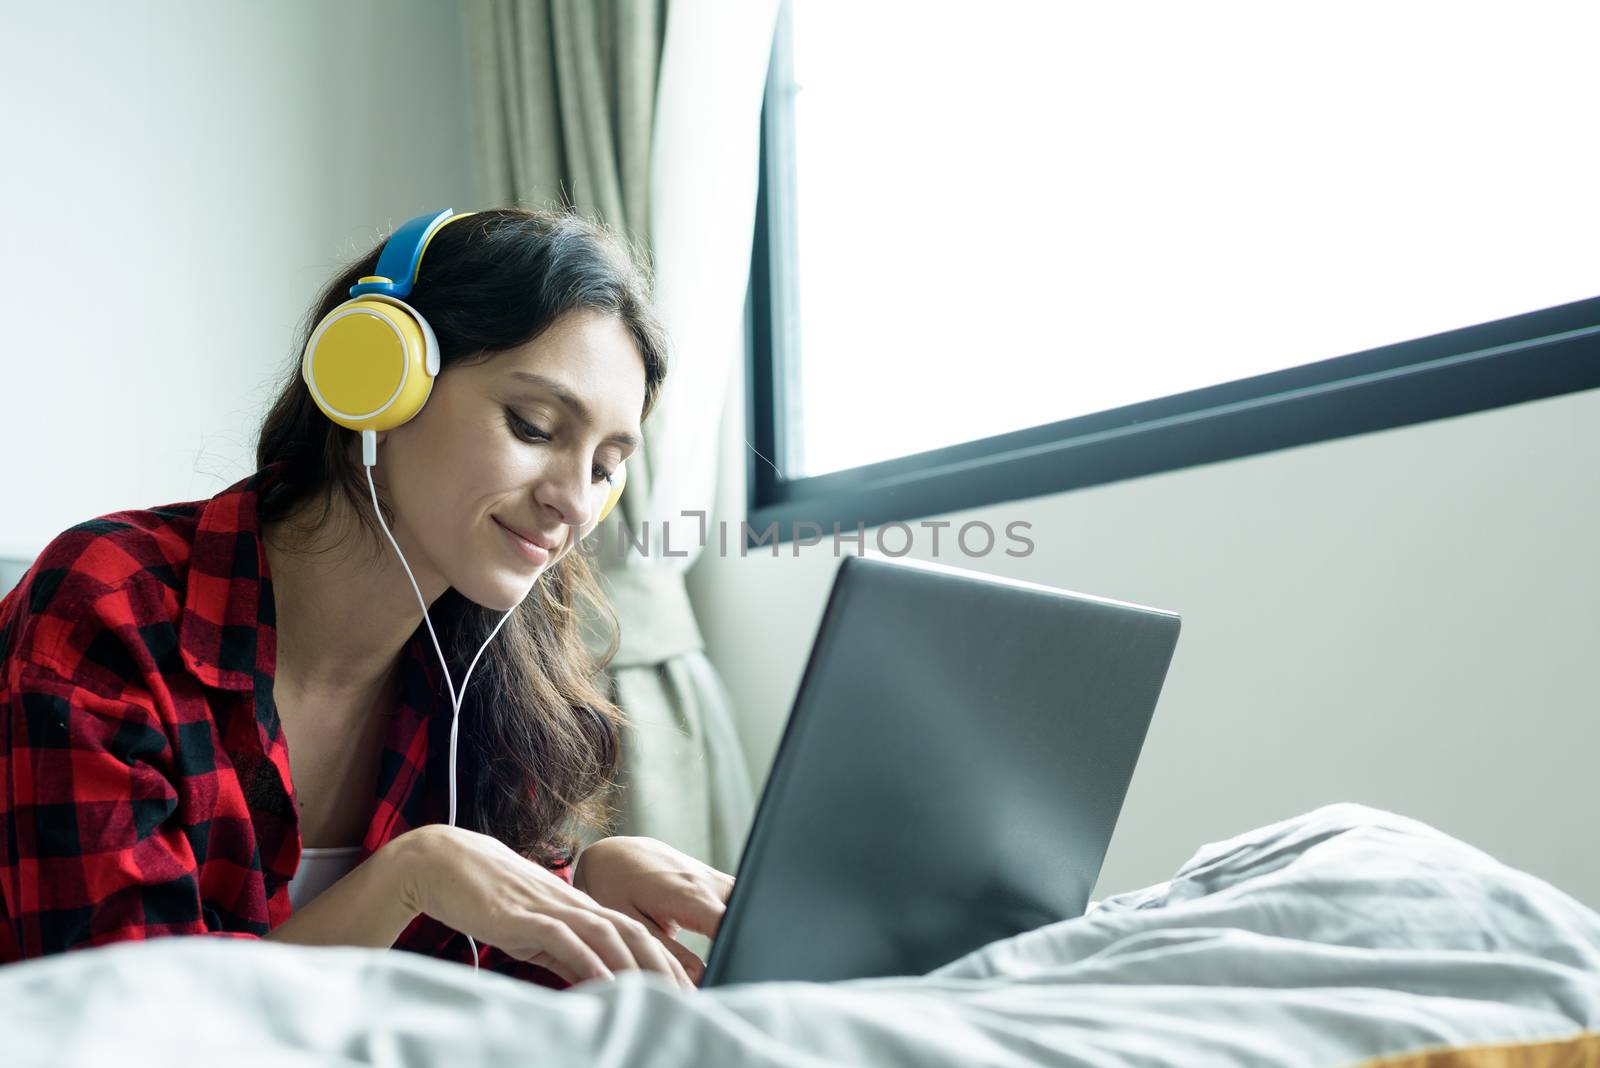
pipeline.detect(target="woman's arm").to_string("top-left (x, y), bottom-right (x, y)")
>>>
top-left (2, 647), bottom-right (688, 986)
top-left (366, 823), bottom-right (694, 989)
top-left (1, 658), bottom-right (256, 954)
top-left (267, 824), bottom-right (695, 990)
top-left (3, 611), bottom-right (434, 954)
top-left (261, 830), bottom-right (426, 949)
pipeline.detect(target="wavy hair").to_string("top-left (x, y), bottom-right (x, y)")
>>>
top-left (255, 208), bottom-right (668, 869)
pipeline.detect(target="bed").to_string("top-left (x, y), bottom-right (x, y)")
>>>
top-left (4, 802), bottom-right (1598, 1067)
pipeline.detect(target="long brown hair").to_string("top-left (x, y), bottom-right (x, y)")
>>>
top-left (256, 208), bottom-right (668, 869)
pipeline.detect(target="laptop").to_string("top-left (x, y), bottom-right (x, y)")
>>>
top-left (699, 553), bottom-right (1181, 988)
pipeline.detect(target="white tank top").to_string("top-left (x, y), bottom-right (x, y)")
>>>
top-left (287, 845), bottom-right (363, 911)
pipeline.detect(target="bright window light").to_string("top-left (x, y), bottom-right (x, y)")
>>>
top-left (784, 1), bottom-right (1600, 477)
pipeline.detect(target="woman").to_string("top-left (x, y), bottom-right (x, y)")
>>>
top-left (0, 208), bottom-right (731, 991)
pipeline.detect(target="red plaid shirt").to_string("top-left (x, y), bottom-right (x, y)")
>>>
top-left (0, 462), bottom-right (573, 986)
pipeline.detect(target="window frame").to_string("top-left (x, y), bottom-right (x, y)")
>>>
top-left (744, 3), bottom-right (1600, 548)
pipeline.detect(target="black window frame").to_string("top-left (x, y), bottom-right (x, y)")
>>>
top-left (744, 3), bottom-right (1600, 548)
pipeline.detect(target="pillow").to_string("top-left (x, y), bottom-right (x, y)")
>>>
top-left (0, 556), bottom-right (33, 600)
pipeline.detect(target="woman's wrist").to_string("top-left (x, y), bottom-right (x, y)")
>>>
top-left (387, 824), bottom-right (449, 917)
top-left (572, 836), bottom-right (617, 895)
top-left (264, 830), bottom-right (431, 949)
top-left (572, 841), bottom-right (587, 891)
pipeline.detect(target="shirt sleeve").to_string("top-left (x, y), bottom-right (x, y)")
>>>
top-left (0, 658), bottom-right (260, 957)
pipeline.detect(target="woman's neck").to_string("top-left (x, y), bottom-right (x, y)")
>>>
top-left (261, 484), bottom-right (448, 701)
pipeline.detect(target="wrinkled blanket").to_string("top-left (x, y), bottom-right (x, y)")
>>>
top-left (5, 802), bottom-right (1598, 1067)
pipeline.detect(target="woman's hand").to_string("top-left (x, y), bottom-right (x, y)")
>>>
top-left (395, 824), bottom-right (696, 991)
top-left (572, 835), bottom-right (736, 987)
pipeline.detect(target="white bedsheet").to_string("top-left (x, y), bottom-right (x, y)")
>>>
top-left (6, 802), bottom-right (1600, 1067)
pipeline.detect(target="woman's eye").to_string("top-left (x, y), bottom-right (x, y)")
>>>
top-left (509, 411), bottom-right (617, 486)
top-left (507, 411), bottom-right (550, 443)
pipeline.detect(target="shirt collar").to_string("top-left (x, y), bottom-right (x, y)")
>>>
top-left (178, 462), bottom-right (287, 691)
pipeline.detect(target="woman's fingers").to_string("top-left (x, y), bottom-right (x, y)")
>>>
top-left (560, 905), bottom-right (647, 976)
top-left (532, 901), bottom-right (691, 990)
top-left (529, 954), bottom-right (582, 987)
top-left (524, 914), bottom-right (614, 985)
top-left (625, 915), bottom-right (694, 991)
top-left (650, 934), bottom-right (695, 991)
top-left (594, 906), bottom-right (694, 991)
top-left (657, 880), bottom-right (732, 941)
top-left (629, 907), bottom-right (706, 986)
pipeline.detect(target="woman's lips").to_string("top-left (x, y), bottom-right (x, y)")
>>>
top-left (494, 517), bottom-right (553, 565)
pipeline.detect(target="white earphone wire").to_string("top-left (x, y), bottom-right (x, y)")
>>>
top-left (362, 430), bottom-right (521, 973)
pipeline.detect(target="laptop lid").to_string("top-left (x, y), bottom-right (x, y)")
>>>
top-left (700, 554), bottom-right (1181, 987)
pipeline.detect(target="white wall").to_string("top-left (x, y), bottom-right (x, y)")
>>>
top-left (0, 1), bottom-right (476, 556)
top-left (687, 351), bottom-right (1600, 910)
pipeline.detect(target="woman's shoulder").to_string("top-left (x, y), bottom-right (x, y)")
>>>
top-left (0, 494), bottom-right (212, 679)
top-left (1, 464), bottom-right (291, 694)
top-left (19, 498), bottom-right (208, 607)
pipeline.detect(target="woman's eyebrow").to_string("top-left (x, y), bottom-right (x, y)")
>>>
top-left (506, 370), bottom-right (641, 449)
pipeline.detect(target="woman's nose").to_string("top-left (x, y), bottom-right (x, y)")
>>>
top-left (535, 455), bottom-right (597, 528)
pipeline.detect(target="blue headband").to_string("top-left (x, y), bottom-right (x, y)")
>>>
top-left (348, 209), bottom-right (459, 300)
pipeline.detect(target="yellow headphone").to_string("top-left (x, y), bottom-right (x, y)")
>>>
top-left (300, 209), bottom-right (627, 532)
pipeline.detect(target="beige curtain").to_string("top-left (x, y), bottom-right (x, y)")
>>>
top-left (464, 0), bottom-right (661, 247)
top-left (461, 1), bottom-right (777, 921)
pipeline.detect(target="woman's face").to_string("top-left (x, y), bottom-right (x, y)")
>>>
top-left (374, 308), bottom-right (647, 610)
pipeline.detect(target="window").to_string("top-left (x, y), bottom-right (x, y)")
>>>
top-left (747, 1), bottom-right (1600, 543)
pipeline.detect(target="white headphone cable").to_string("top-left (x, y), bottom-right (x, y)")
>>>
top-left (363, 429), bottom-right (523, 973)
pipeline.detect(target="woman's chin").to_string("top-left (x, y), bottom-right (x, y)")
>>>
top-left (456, 569), bottom-right (543, 612)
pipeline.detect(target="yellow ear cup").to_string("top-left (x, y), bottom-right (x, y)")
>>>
top-left (572, 462), bottom-right (627, 549)
top-left (597, 461), bottom-right (627, 524)
top-left (302, 295), bottom-right (439, 432)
